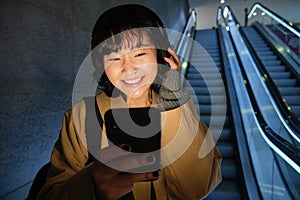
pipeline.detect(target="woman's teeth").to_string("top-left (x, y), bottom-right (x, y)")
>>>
top-left (123, 77), bottom-right (142, 84)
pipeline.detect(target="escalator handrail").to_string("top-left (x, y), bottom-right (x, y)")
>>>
top-left (247, 2), bottom-right (300, 37)
top-left (175, 9), bottom-right (197, 79)
top-left (241, 21), bottom-right (300, 142)
top-left (175, 8), bottom-right (196, 55)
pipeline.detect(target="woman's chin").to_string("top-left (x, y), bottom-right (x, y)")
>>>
top-left (121, 85), bottom-right (150, 100)
top-left (128, 89), bottom-right (147, 99)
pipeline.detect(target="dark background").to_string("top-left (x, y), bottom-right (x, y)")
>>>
top-left (0, 0), bottom-right (189, 199)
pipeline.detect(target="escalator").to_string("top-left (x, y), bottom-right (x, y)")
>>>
top-left (186, 29), bottom-right (246, 199)
top-left (242, 25), bottom-right (300, 123)
top-left (222, 5), bottom-right (300, 199)
top-left (180, 5), bottom-right (299, 199)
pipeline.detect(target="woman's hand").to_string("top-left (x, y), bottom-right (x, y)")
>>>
top-left (164, 46), bottom-right (181, 71)
top-left (157, 45), bottom-right (190, 110)
top-left (92, 144), bottom-right (159, 200)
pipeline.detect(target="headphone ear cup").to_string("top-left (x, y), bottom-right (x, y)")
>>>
top-left (157, 49), bottom-right (171, 81)
top-left (164, 50), bottom-right (171, 63)
top-left (157, 49), bottom-right (170, 65)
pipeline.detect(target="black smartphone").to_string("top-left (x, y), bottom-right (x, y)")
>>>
top-left (104, 107), bottom-right (161, 173)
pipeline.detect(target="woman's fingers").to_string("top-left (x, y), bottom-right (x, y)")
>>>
top-left (95, 143), bottom-right (158, 173)
top-left (105, 154), bottom-right (156, 172)
top-left (96, 143), bottom-right (131, 162)
top-left (93, 155), bottom-right (160, 200)
top-left (93, 167), bottom-right (135, 200)
top-left (169, 46), bottom-right (180, 65)
top-left (118, 171), bottom-right (159, 185)
top-left (93, 143), bottom-right (132, 175)
top-left (93, 160), bottom-right (159, 184)
top-left (94, 170), bottom-right (159, 200)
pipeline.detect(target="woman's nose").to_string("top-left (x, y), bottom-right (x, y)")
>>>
top-left (121, 58), bottom-right (136, 73)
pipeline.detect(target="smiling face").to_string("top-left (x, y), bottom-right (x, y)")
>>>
top-left (103, 34), bottom-right (158, 106)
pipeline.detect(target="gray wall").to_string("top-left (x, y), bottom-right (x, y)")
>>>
top-left (0, 0), bottom-right (189, 199)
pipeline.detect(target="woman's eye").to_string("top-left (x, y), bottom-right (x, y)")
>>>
top-left (135, 53), bottom-right (146, 57)
top-left (108, 58), bottom-right (120, 61)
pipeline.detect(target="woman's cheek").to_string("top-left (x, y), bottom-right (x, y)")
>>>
top-left (145, 64), bottom-right (158, 82)
top-left (105, 70), bottom-right (117, 87)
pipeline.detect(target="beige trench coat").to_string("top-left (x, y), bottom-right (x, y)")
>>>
top-left (37, 92), bottom-right (222, 200)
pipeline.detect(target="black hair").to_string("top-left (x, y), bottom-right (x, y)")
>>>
top-left (91, 4), bottom-right (170, 97)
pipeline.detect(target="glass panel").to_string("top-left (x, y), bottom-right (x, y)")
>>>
top-left (247, 4), bottom-right (300, 57)
top-left (275, 153), bottom-right (300, 199)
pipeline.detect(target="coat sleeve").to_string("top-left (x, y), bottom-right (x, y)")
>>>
top-left (37, 101), bottom-right (97, 200)
top-left (157, 99), bottom-right (222, 200)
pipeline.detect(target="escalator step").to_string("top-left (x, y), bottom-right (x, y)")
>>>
top-left (275, 79), bottom-right (298, 87)
top-left (193, 87), bottom-right (226, 95)
top-left (190, 57), bottom-right (217, 63)
top-left (189, 62), bottom-right (218, 68)
top-left (221, 159), bottom-right (238, 179)
top-left (269, 72), bottom-right (291, 78)
top-left (279, 87), bottom-right (300, 95)
top-left (261, 60), bottom-right (282, 66)
top-left (189, 79), bottom-right (224, 87)
top-left (283, 96), bottom-right (300, 105)
top-left (191, 53), bottom-right (220, 63)
top-left (254, 47), bottom-right (271, 52)
top-left (200, 115), bottom-right (230, 127)
top-left (210, 127), bottom-right (232, 141)
top-left (191, 63), bottom-right (221, 69)
top-left (266, 66), bottom-right (286, 72)
top-left (198, 104), bottom-right (227, 115)
top-left (188, 67), bottom-right (221, 74)
top-left (249, 38), bottom-right (266, 42)
top-left (253, 44), bottom-right (269, 49)
top-left (205, 180), bottom-right (241, 200)
top-left (191, 94), bottom-right (227, 105)
top-left (187, 73), bottom-right (222, 80)
top-left (257, 51), bottom-right (274, 56)
top-left (290, 106), bottom-right (300, 116)
top-left (260, 55), bottom-right (278, 60)
top-left (216, 141), bottom-right (234, 158)
top-left (200, 48), bottom-right (219, 53)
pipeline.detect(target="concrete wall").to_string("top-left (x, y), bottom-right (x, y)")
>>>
top-left (189, 0), bottom-right (300, 30)
top-left (0, 0), bottom-right (189, 199)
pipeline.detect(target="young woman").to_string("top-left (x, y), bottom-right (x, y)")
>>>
top-left (36, 4), bottom-right (222, 200)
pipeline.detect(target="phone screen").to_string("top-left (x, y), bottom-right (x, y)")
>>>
top-left (104, 107), bottom-right (161, 173)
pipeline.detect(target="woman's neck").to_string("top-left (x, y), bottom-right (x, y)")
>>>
top-left (126, 90), bottom-right (152, 108)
